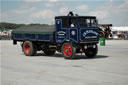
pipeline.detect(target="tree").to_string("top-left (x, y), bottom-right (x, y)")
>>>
top-left (0, 22), bottom-right (25, 30)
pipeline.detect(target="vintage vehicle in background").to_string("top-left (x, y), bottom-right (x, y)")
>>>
top-left (12, 12), bottom-right (99, 59)
top-left (98, 24), bottom-right (112, 39)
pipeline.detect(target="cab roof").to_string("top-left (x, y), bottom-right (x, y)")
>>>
top-left (55, 11), bottom-right (96, 19)
top-left (55, 16), bottom-right (96, 19)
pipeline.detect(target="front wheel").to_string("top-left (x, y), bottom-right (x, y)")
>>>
top-left (85, 45), bottom-right (98, 58)
top-left (62, 42), bottom-right (76, 59)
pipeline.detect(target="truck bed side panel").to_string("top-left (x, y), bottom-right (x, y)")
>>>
top-left (12, 33), bottom-right (54, 41)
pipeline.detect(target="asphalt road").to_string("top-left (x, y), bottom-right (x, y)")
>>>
top-left (1, 40), bottom-right (128, 85)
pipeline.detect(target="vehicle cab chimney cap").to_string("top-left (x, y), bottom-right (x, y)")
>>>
top-left (68, 11), bottom-right (79, 17)
top-left (68, 11), bottom-right (74, 16)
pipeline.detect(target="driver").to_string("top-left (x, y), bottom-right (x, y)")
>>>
top-left (70, 20), bottom-right (76, 27)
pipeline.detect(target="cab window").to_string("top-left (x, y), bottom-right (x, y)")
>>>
top-left (69, 19), bottom-right (77, 28)
top-left (62, 18), bottom-right (68, 28)
top-left (78, 18), bottom-right (97, 27)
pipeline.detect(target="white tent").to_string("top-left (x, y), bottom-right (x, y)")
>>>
top-left (112, 27), bottom-right (128, 31)
top-left (111, 27), bottom-right (128, 39)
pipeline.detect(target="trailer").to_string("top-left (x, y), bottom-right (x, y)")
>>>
top-left (12, 12), bottom-right (99, 59)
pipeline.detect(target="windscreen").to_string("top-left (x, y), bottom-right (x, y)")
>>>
top-left (78, 18), bottom-right (97, 27)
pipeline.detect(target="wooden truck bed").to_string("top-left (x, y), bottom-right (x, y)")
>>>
top-left (12, 25), bottom-right (55, 41)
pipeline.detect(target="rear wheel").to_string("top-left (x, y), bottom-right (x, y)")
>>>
top-left (62, 42), bottom-right (76, 59)
top-left (85, 45), bottom-right (98, 58)
top-left (23, 41), bottom-right (37, 56)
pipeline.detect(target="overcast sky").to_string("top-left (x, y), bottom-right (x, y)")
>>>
top-left (1, 0), bottom-right (128, 26)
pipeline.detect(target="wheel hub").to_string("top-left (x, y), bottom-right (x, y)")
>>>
top-left (63, 45), bottom-right (72, 57)
top-left (24, 43), bottom-right (30, 54)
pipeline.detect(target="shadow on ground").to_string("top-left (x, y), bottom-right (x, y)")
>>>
top-left (33, 53), bottom-right (109, 60)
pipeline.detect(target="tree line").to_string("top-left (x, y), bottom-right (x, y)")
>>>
top-left (0, 22), bottom-right (49, 30)
top-left (0, 22), bottom-right (25, 30)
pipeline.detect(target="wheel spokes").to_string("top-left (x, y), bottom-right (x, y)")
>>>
top-left (63, 45), bottom-right (72, 57)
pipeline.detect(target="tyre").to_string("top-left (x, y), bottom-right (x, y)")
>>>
top-left (23, 41), bottom-right (37, 56)
top-left (43, 50), bottom-right (56, 56)
top-left (62, 42), bottom-right (76, 59)
top-left (85, 45), bottom-right (98, 58)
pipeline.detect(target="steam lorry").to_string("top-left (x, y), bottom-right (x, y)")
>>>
top-left (12, 12), bottom-right (99, 59)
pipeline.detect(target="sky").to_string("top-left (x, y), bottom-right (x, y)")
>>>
top-left (0, 0), bottom-right (128, 26)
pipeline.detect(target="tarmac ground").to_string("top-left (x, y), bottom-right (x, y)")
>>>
top-left (1, 40), bottom-right (128, 85)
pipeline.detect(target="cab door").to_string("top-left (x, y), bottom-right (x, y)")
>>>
top-left (68, 18), bottom-right (78, 43)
